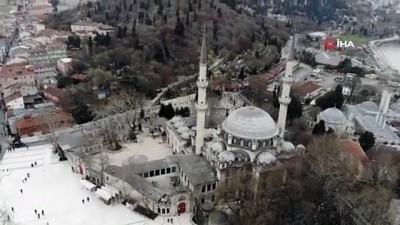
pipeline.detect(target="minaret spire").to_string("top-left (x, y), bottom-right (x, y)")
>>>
top-left (200, 26), bottom-right (207, 64)
top-left (195, 26), bottom-right (208, 155)
top-left (277, 32), bottom-right (296, 139)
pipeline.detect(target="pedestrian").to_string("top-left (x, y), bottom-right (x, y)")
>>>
top-left (38, 213), bottom-right (40, 219)
top-left (34, 209), bottom-right (37, 214)
top-left (31, 163), bottom-right (33, 167)
top-left (82, 199), bottom-right (85, 204)
top-left (41, 210), bottom-right (44, 216)
top-left (20, 189), bottom-right (23, 194)
top-left (11, 207), bottom-right (14, 211)
top-left (34, 161), bottom-right (37, 166)
top-left (7, 215), bottom-right (10, 221)
top-left (167, 218), bottom-right (170, 223)
top-left (24, 177), bottom-right (27, 182)
top-left (171, 218), bottom-right (173, 224)
top-left (22, 179), bottom-right (24, 183)
top-left (27, 173), bottom-right (30, 178)
top-left (87, 197), bottom-right (90, 202)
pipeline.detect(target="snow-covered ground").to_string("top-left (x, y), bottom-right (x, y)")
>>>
top-left (0, 144), bottom-right (191, 225)
top-left (109, 135), bottom-right (172, 166)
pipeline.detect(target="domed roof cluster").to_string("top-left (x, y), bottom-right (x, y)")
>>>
top-left (221, 107), bottom-right (279, 140)
top-left (319, 107), bottom-right (346, 125)
top-left (169, 116), bottom-right (192, 139)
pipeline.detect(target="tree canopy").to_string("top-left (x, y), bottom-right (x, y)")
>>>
top-left (359, 131), bottom-right (375, 152)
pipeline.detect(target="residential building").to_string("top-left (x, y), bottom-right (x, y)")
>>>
top-left (15, 110), bottom-right (72, 136)
top-left (42, 85), bottom-right (69, 106)
top-left (0, 64), bottom-right (36, 87)
top-left (28, 42), bottom-right (67, 67)
top-left (27, 4), bottom-right (53, 15)
top-left (10, 46), bottom-right (29, 59)
top-left (57, 58), bottom-right (73, 74)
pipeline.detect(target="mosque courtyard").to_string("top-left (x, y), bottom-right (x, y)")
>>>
top-left (0, 144), bottom-right (190, 225)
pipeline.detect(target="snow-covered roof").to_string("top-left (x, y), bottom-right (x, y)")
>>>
top-left (221, 106), bottom-right (279, 140)
top-left (95, 188), bottom-right (112, 201)
top-left (319, 107), bottom-right (347, 125)
top-left (218, 151), bottom-right (235, 163)
top-left (281, 141), bottom-right (295, 152)
top-left (80, 179), bottom-right (96, 191)
top-left (256, 151), bottom-right (276, 165)
top-left (177, 126), bottom-right (190, 134)
top-left (211, 141), bottom-right (226, 154)
top-left (180, 132), bottom-right (190, 139)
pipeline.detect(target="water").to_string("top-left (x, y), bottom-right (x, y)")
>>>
top-left (378, 42), bottom-right (400, 71)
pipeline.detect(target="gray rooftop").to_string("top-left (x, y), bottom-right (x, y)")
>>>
top-left (176, 154), bottom-right (217, 186)
top-left (105, 165), bottom-right (166, 201)
top-left (314, 52), bottom-right (341, 66)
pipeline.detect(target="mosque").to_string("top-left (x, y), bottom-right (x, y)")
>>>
top-left (100, 30), bottom-right (302, 224)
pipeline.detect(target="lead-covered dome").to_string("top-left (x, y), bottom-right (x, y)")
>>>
top-left (221, 107), bottom-right (279, 140)
top-left (218, 151), bottom-right (235, 163)
top-left (256, 151), bottom-right (276, 165)
top-left (319, 107), bottom-right (346, 125)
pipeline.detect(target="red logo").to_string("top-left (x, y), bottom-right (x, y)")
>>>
top-left (324, 37), bottom-right (337, 50)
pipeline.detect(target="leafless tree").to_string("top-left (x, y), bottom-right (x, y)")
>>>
top-left (206, 96), bottom-right (220, 128)
top-left (215, 168), bottom-right (282, 225)
top-left (306, 135), bottom-right (393, 225)
top-left (42, 110), bottom-right (67, 148)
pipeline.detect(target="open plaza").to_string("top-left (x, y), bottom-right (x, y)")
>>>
top-left (0, 144), bottom-right (190, 225)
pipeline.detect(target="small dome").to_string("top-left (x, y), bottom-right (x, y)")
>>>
top-left (357, 101), bottom-right (379, 113)
top-left (256, 151), bottom-right (276, 165)
top-left (181, 132), bottom-right (190, 139)
top-left (174, 121), bottom-right (185, 128)
top-left (177, 126), bottom-right (190, 134)
top-left (296, 144), bottom-right (306, 150)
top-left (218, 151), bottom-right (235, 163)
top-left (212, 141), bottom-right (226, 154)
top-left (282, 141), bottom-right (295, 152)
top-left (170, 116), bottom-right (181, 123)
top-left (319, 108), bottom-right (346, 125)
top-left (209, 211), bottom-right (229, 225)
top-left (221, 106), bottom-right (279, 140)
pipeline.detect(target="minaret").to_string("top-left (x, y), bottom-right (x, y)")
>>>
top-left (277, 34), bottom-right (296, 138)
top-left (195, 27), bottom-right (208, 155)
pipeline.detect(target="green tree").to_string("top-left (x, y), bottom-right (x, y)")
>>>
top-left (165, 103), bottom-right (175, 119)
top-left (89, 68), bottom-right (113, 88)
top-left (359, 131), bottom-right (375, 152)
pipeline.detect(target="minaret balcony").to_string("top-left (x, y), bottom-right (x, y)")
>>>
top-left (279, 97), bottom-right (291, 105)
top-left (196, 103), bottom-right (208, 111)
top-left (197, 80), bottom-right (209, 88)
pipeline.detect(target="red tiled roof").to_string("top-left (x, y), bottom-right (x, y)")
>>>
top-left (340, 139), bottom-right (369, 166)
top-left (71, 73), bottom-right (88, 81)
top-left (293, 81), bottom-right (322, 98)
top-left (16, 110), bottom-right (73, 132)
top-left (0, 65), bottom-right (35, 78)
top-left (43, 85), bottom-right (68, 101)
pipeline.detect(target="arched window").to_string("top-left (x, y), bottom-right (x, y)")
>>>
top-left (162, 208), bottom-right (165, 214)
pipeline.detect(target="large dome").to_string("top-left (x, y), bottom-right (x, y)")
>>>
top-left (221, 107), bottom-right (279, 140)
top-left (319, 107), bottom-right (346, 125)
